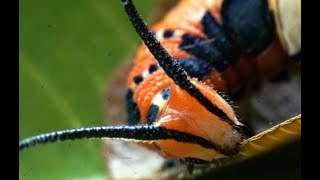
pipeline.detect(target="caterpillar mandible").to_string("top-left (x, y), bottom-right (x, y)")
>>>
top-left (19, 0), bottom-right (301, 179)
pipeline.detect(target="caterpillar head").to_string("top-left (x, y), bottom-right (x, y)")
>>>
top-left (153, 78), bottom-right (250, 161)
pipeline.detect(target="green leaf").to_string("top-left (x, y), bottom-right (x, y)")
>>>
top-left (19, 0), bottom-right (154, 179)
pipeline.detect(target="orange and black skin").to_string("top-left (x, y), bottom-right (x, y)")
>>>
top-left (19, 0), bottom-right (298, 167)
top-left (124, 0), bottom-right (292, 161)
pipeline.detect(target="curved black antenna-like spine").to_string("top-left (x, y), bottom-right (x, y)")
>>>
top-left (19, 125), bottom-right (234, 154)
top-left (120, 0), bottom-right (231, 123)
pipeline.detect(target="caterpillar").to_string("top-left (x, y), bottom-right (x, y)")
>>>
top-left (19, 0), bottom-right (301, 179)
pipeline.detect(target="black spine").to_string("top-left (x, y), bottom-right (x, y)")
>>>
top-left (19, 125), bottom-right (234, 155)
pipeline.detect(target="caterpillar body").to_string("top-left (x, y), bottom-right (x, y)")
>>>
top-left (19, 0), bottom-right (301, 179)
top-left (106, 0), bottom-right (300, 178)
top-left (120, 0), bottom-right (299, 162)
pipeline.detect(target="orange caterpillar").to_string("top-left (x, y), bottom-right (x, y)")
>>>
top-left (123, 0), bottom-right (299, 161)
top-left (19, 0), bottom-right (301, 176)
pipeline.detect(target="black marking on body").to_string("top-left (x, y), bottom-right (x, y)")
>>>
top-left (163, 29), bottom-right (174, 38)
top-left (146, 104), bottom-right (160, 125)
top-left (201, 11), bottom-right (240, 64)
top-left (148, 64), bottom-right (159, 74)
top-left (161, 87), bottom-right (170, 100)
top-left (221, 0), bottom-right (275, 56)
top-left (177, 58), bottom-right (214, 79)
top-left (133, 74), bottom-right (143, 85)
top-left (125, 89), bottom-right (141, 125)
top-left (180, 34), bottom-right (229, 72)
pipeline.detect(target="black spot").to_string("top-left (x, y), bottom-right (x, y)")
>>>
top-left (125, 89), bottom-right (141, 125)
top-left (180, 34), bottom-right (230, 72)
top-left (133, 75), bottom-right (143, 85)
top-left (163, 29), bottom-right (174, 38)
top-left (222, 0), bottom-right (275, 56)
top-left (148, 64), bottom-right (159, 74)
top-left (161, 87), bottom-right (171, 100)
top-left (180, 33), bottom-right (203, 46)
top-left (146, 104), bottom-right (159, 125)
top-left (201, 11), bottom-right (240, 64)
top-left (177, 58), bottom-right (214, 79)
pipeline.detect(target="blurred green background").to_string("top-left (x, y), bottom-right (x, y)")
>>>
top-left (19, 0), bottom-right (154, 179)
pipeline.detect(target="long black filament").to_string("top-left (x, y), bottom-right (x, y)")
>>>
top-left (19, 125), bottom-right (233, 154)
top-left (121, 0), bottom-right (231, 123)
